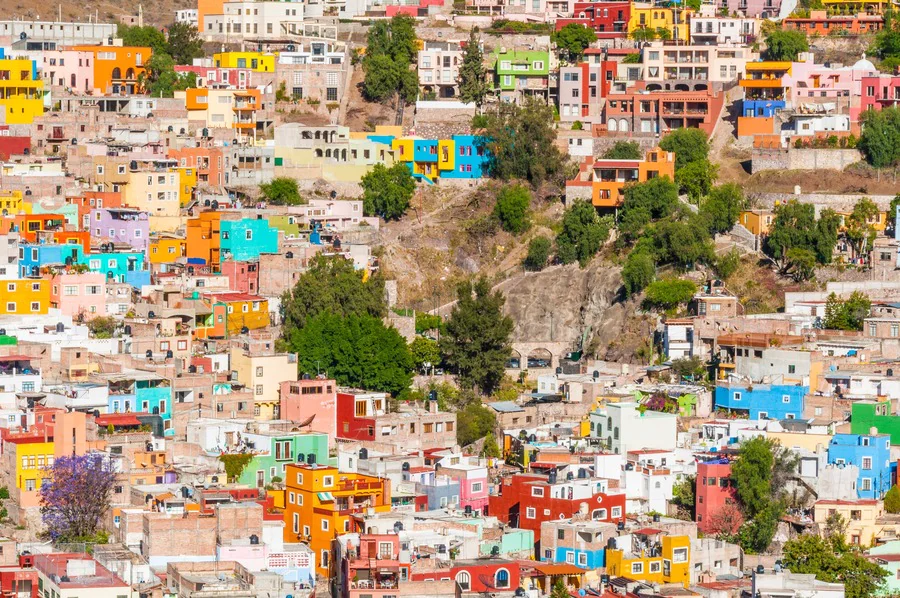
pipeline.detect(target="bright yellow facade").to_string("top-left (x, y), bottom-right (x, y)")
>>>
top-left (0, 57), bottom-right (44, 124)
top-left (149, 237), bottom-right (187, 263)
top-left (606, 535), bottom-right (691, 587)
top-left (14, 441), bottom-right (54, 508)
top-left (1, 279), bottom-right (50, 315)
top-left (175, 166), bottom-right (197, 206)
top-left (0, 190), bottom-right (24, 215)
top-left (628, 5), bottom-right (692, 42)
top-left (837, 210), bottom-right (888, 233)
top-left (124, 168), bottom-right (182, 219)
top-left (739, 209), bottom-right (775, 236)
top-left (213, 52), bottom-right (275, 72)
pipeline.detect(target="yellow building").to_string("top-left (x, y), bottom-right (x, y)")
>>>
top-left (213, 51), bottom-right (276, 72)
top-left (628, 4), bottom-right (692, 42)
top-left (0, 279), bottom-right (49, 315)
top-left (837, 209), bottom-right (888, 233)
top-left (229, 348), bottom-right (297, 419)
top-left (282, 463), bottom-right (391, 576)
top-left (813, 499), bottom-right (884, 546)
top-left (175, 166), bottom-right (197, 207)
top-left (11, 439), bottom-right (54, 508)
top-left (0, 190), bottom-right (24, 216)
top-left (606, 532), bottom-right (691, 587)
top-left (767, 430), bottom-right (834, 453)
top-left (149, 236), bottom-right (187, 263)
top-left (740, 62), bottom-right (792, 101)
top-left (0, 55), bottom-right (45, 124)
top-left (739, 209), bottom-right (775, 236)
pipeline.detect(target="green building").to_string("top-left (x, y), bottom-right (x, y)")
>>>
top-left (850, 401), bottom-right (900, 444)
top-left (493, 49), bottom-right (550, 103)
top-left (238, 431), bottom-right (329, 487)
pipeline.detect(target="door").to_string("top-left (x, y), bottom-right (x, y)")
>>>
top-left (256, 470), bottom-right (265, 488)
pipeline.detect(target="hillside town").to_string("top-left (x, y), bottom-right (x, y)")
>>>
top-left (1, 0), bottom-right (900, 596)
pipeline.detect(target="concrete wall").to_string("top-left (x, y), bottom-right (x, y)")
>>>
top-left (751, 147), bottom-right (863, 173)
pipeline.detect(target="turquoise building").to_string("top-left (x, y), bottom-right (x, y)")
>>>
top-left (79, 250), bottom-right (150, 288)
top-left (220, 217), bottom-right (279, 262)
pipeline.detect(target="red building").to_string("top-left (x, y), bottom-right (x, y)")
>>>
top-left (168, 146), bottom-right (229, 187)
top-left (602, 85), bottom-right (726, 137)
top-left (695, 459), bottom-right (742, 535)
top-left (0, 566), bottom-right (39, 597)
top-left (0, 129), bottom-right (31, 161)
top-left (336, 391), bottom-right (386, 441)
top-left (556, 2), bottom-right (630, 38)
top-left (410, 557), bottom-right (520, 592)
top-left (860, 74), bottom-right (900, 114)
top-left (221, 260), bottom-right (259, 294)
top-left (488, 472), bottom-right (626, 550)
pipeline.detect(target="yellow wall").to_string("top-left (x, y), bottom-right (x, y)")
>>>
top-left (0, 58), bottom-right (44, 124)
top-left (768, 431), bottom-right (833, 453)
top-left (214, 52), bottom-right (275, 72)
top-left (0, 279), bottom-right (49, 314)
top-left (175, 166), bottom-right (197, 207)
top-left (15, 441), bottom-right (54, 507)
top-left (229, 349), bottom-right (296, 413)
top-left (628, 7), bottom-right (691, 42)
top-left (0, 190), bottom-right (24, 215)
top-left (739, 210), bottom-right (774, 236)
top-left (813, 501), bottom-right (883, 546)
top-left (606, 535), bottom-right (691, 587)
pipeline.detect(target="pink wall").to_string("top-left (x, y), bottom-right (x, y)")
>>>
top-left (279, 379), bottom-right (337, 438)
top-left (786, 55), bottom-right (878, 124)
top-left (50, 272), bottom-right (107, 319)
top-left (41, 51), bottom-right (94, 94)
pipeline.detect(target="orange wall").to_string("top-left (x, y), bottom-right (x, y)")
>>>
top-left (71, 46), bottom-right (152, 94)
top-left (737, 117), bottom-right (775, 137)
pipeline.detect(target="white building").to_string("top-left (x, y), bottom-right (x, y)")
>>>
top-left (176, 9), bottom-right (199, 25)
top-left (594, 402), bottom-right (677, 455)
top-left (419, 41), bottom-right (464, 99)
top-left (0, 232), bottom-right (18, 280)
top-left (689, 16), bottom-right (758, 46)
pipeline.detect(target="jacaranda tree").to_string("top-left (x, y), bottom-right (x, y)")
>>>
top-left (40, 453), bottom-right (117, 542)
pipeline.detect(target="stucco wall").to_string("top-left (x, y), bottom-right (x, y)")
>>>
top-left (751, 147), bottom-right (863, 173)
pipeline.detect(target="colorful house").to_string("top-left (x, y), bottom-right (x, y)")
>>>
top-left (106, 372), bottom-right (174, 436)
top-left (282, 462), bottom-right (391, 576)
top-left (493, 49), bottom-right (551, 103)
top-left (850, 401), bottom-right (900, 445)
top-left (214, 51), bottom-right (276, 72)
top-left (627, 3), bottom-right (692, 43)
top-left (828, 433), bottom-right (892, 499)
top-left (220, 216), bottom-right (279, 262)
top-left (738, 61), bottom-right (792, 137)
top-left (813, 498), bottom-right (883, 546)
top-left (237, 431), bottom-right (328, 488)
top-left (149, 236), bottom-right (187, 264)
top-left (565, 147), bottom-right (676, 208)
top-left (606, 531), bottom-right (691, 586)
top-left (379, 134), bottom-right (488, 182)
top-left (185, 211), bottom-right (222, 271)
top-left (714, 382), bottom-right (807, 420)
top-left (0, 190), bottom-right (24, 216)
top-left (17, 243), bottom-right (84, 278)
top-left (90, 208), bottom-right (150, 252)
top-left (195, 293), bottom-right (270, 338)
top-left (695, 459), bottom-right (741, 535)
top-left (70, 45), bottom-right (151, 95)
top-left (49, 271), bottom-right (107, 319)
top-left (79, 250), bottom-right (150, 289)
top-left (0, 279), bottom-right (49, 315)
top-left (0, 49), bottom-right (44, 125)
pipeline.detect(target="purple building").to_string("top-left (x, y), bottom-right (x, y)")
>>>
top-left (90, 208), bottom-right (150, 252)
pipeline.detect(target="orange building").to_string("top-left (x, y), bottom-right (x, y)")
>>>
top-left (283, 463), bottom-right (391, 577)
top-left (50, 231), bottom-right (91, 254)
top-left (566, 147), bottom-right (676, 208)
top-left (168, 146), bottom-right (228, 187)
top-left (70, 46), bottom-right (152, 95)
top-left (783, 11), bottom-right (883, 35)
top-left (739, 209), bottom-right (775, 236)
top-left (185, 211), bottom-right (221, 271)
top-left (0, 213), bottom-right (66, 241)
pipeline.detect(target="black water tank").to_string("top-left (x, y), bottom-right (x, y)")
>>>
top-left (402, 462), bottom-right (410, 471)
top-left (166, 350), bottom-right (174, 359)
top-left (124, 325), bottom-right (132, 335)
top-left (307, 453), bottom-right (316, 465)
top-left (56, 322), bottom-right (65, 332)
top-left (146, 350), bottom-right (153, 358)
top-left (359, 448), bottom-right (368, 460)
top-left (297, 453), bottom-right (305, 463)
top-left (241, 326), bottom-right (249, 334)
top-left (250, 534), bottom-right (259, 545)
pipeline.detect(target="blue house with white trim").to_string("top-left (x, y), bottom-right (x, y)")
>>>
top-left (828, 433), bottom-right (892, 499)
top-left (714, 382), bottom-right (807, 420)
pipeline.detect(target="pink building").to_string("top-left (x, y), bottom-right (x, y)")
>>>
top-left (221, 260), bottom-right (259, 294)
top-left (49, 271), bottom-right (108, 319)
top-left (435, 453), bottom-right (490, 514)
top-left (860, 73), bottom-right (900, 115)
top-left (279, 378), bottom-right (337, 437)
top-left (785, 53), bottom-right (878, 124)
top-left (41, 50), bottom-right (94, 94)
top-left (174, 64), bottom-right (253, 88)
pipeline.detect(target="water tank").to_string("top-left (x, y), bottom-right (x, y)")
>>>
top-left (148, 311), bottom-right (156, 318)
top-left (465, 505), bottom-right (472, 514)
top-left (307, 453), bottom-right (316, 465)
top-left (71, 138), bottom-right (77, 146)
top-left (556, 367), bottom-right (562, 374)
top-left (124, 325), bottom-right (132, 335)
top-left (56, 322), bottom-right (65, 332)
top-left (652, 513), bottom-right (660, 522)
top-left (188, 365), bottom-right (197, 373)
top-left (146, 350), bottom-right (153, 358)
top-left (130, 160), bottom-right (138, 171)
top-left (286, 252), bottom-right (293, 259)
top-left (617, 521), bottom-right (625, 530)
top-left (297, 453), bottom-right (305, 463)
top-left (402, 462), bottom-right (410, 471)
top-left (566, 471), bottom-right (574, 481)
top-left (241, 326), bottom-right (249, 334)
top-left (393, 521), bottom-right (403, 532)
top-left (491, 545), bottom-right (500, 556)
top-left (166, 350), bottom-right (174, 359)
top-left (211, 201), bottom-right (219, 210)
top-left (593, 370), bottom-right (599, 379)
top-left (548, 470), bottom-right (557, 484)
top-left (250, 534), bottom-right (259, 545)
top-left (359, 448), bottom-right (368, 460)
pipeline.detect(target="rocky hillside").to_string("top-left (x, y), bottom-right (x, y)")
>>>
top-left (1, 0), bottom-right (191, 27)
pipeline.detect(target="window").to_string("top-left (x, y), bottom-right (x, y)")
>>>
top-left (532, 487), bottom-right (544, 497)
top-left (566, 552), bottom-right (575, 564)
top-left (321, 519), bottom-right (329, 531)
top-left (322, 475), bottom-right (334, 487)
top-left (733, 392), bottom-right (741, 401)
top-left (456, 572), bottom-right (470, 590)
top-left (673, 547), bottom-right (688, 563)
top-left (861, 478), bottom-right (872, 491)
top-left (649, 561), bottom-right (661, 573)
top-left (472, 482), bottom-right (483, 493)
top-left (631, 562), bottom-right (644, 575)
top-left (782, 395), bottom-right (791, 404)
top-left (526, 507), bottom-right (536, 519)
top-left (862, 457), bottom-right (872, 470)
top-left (275, 440), bottom-right (292, 461)
top-left (495, 569), bottom-right (510, 589)
top-left (611, 506), bottom-right (621, 518)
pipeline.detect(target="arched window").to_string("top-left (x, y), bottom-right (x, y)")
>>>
top-left (608, 119), bottom-right (618, 132)
top-left (111, 67), bottom-right (121, 80)
top-left (456, 571), bottom-right (471, 590)
top-left (70, 73), bottom-right (76, 88)
top-left (619, 119), bottom-right (629, 133)
top-left (495, 569), bottom-right (510, 589)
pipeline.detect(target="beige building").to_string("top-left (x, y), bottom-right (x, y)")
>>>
top-left (229, 348), bottom-right (298, 420)
top-left (641, 41), bottom-right (758, 90)
top-left (813, 499), bottom-right (883, 546)
top-left (123, 160), bottom-right (182, 227)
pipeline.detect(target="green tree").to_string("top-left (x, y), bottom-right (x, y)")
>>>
top-left (87, 316), bottom-right (118, 339)
top-left (494, 184), bottom-right (532, 234)
top-left (700, 183), bottom-right (744, 234)
top-left (845, 196), bottom-right (879, 258)
top-left (279, 255), bottom-right (386, 350)
top-left (362, 16), bottom-right (418, 103)
top-left (362, 54), bottom-right (402, 102)
top-left (715, 248), bottom-right (742, 279)
top-left (556, 201), bottom-right (611, 266)
top-left (551, 23), bottom-right (598, 62)
top-left (676, 158), bottom-right (718, 201)
top-left (477, 98), bottom-right (565, 185)
top-left (440, 278), bottom-right (514, 394)
top-left (165, 22), bottom-right (204, 65)
top-left (650, 215), bottom-right (716, 269)
top-left (738, 503), bottom-right (782, 553)
top-left (458, 30), bottom-right (489, 107)
top-left (642, 278), bottom-right (697, 311)
top-left (618, 177), bottom-right (679, 242)
top-left (859, 106), bottom-right (900, 167)
top-left (659, 128), bottom-right (710, 170)
top-left (630, 27), bottom-right (658, 42)
top-left (118, 24), bottom-right (168, 53)
top-left (481, 432), bottom-right (502, 458)
top-left (603, 141), bottom-right (643, 159)
top-left (823, 291), bottom-right (871, 330)
top-left (457, 401), bottom-right (497, 446)
top-left (784, 247), bottom-right (817, 282)
top-left (731, 436), bottom-right (776, 518)
top-left (361, 163), bottom-right (416, 220)
top-left (550, 578), bottom-right (570, 598)
top-left (260, 177), bottom-right (305, 205)
top-left (292, 312), bottom-right (413, 395)
top-left (766, 201), bottom-right (839, 271)
top-left (524, 236), bottom-right (552, 271)
top-left (889, 194), bottom-right (900, 235)
top-left (141, 52), bottom-right (196, 97)
top-left (622, 249), bottom-right (656, 296)
top-left (410, 336), bottom-right (441, 373)
top-left (782, 535), bottom-right (888, 598)
top-left (885, 484), bottom-right (900, 513)
top-left (671, 475), bottom-right (696, 515)
top-left (764, 29), bottom-right (810, 61)
top-left (670, 356), bottom-right (707, 381)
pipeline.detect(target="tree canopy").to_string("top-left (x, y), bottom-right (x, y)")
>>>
top-left (40, 453), bottom-right (117, 542)
top-left (622, 249), bottom-right (656, 296)
top-left (782, 535), bottom-right (887, 598)
top-left (494, 184), bottom-right (532, 234)
top-left (603, 141), bottom-right (643, 160)
top-left (618, 177), bottom-right (679, 242)
top-left (700, 183), bottom-right (745, 235)
top-left (477, 98), bottom-right (565, 185)
top-left (823, 291), bottom-right (871, 331)
top-left (141, 52), bottom-right (197, 97)
top-left (765, 200), bottom-right (840, 278)
top-left (457, 401), bottom-right (498, 446)
top-left (165, 22), bottom-right (205, 65)
top-left (551, 24), bottom-right (598, 62)
top-left (642, 278), bottom-right (697, 311)
top-left (260, 177), bottom-right (305, 205)
top-left (764, 29), bottom-right (810, 61)
top-left (556, 201), bottom-right (611, 266)
top-left (845, 196), bottom-right (879, 258)
top-left (659, 128), bottom-right (710, 170)
top-left (524, 236), bottom-right (552, 271)
top-left (458, 31), bottom-right (489, 106)
top-left (859, 107), bottom-right (900, 168)
top-left (118, 24), bottom-right (168, 54)
top-left (362, 16), bottom-right (418, 103)
top-left (361, 163), bottom-right (416, 221)
top-left (440, 278), bottom-right (514, 394)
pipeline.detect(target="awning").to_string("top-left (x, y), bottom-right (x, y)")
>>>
top-left (525, 563), bottom-right (585, 576)
top-left (317, 492), bottom-right (335, 502)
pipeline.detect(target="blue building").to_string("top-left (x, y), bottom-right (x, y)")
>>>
top-left (220, 217), bottom-right (279, 262)
top-left (714, 382), bottom-right (807, 420)
top-left (18, 243), bottom-right (83, 277)
top-left (79, 251), bottom-right (150, 289)
top-left (541, 521), bottom-right (608, 569)
top-left (107, 373), bottom-right (174, 436)
top-left (828, 433), bottom-right (892, 499)
top-left (443, 135), bottom-right (487, 179)
top-left (741, 99), bottom-right (786, 118)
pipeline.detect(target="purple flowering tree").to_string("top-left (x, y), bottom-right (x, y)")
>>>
top-left (39, 453), bottom-right (117, 541)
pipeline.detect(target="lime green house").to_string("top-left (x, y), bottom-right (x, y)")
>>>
top-left (493, 49), bottom-right (551, 103)
top-left (851, 401), bottom-right (900, 445)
